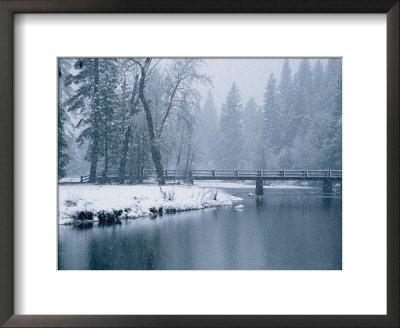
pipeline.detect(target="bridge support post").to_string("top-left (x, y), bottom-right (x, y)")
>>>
top-left (323, 179), bottom-right (333, 194)
top-left (256, 178), bottom-right (263, 196)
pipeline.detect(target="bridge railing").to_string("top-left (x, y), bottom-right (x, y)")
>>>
top-left (261, 170), bottom-right (281, 177)
top-left (330, 170), bottom-right (342, 177)
top-left (143, 168), bottom-right (343, 178)
top-left (143, 169), bottom-right (189, 178)
top-left (81, 168), bottom-right (342, 182)
top-left (307, 170), bottom-right (342, 178)
top-left (80, 172), bottom-right (103, 183)
top-left (212, 169), bottom-right (237, 177)
top-left (80, 169), bottom-right (134, 183)
top-left (143, 169), bottom-right (156, 176)
top-left (232, 169), bottom-right (258, 177)
top-left (192, 169), bottom-right (215, 177)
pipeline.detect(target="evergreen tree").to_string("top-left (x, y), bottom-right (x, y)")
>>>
top-left (217, 82), bottom-right (243, 168)
top-left (65, 58), bottom-right (119, 182)
top-left (242, 97), bottom-right (262, 169)
top-left (293, 59), bottom-right (313, 135)
top-left (320, 59), bottom-right (342, 169)
top-left (277, 59), bottom-right (294, 168)
top-left (306, 60), bottom-right (327, 168)
top-left (65, 59), bottom-right (101, 182)
top-left (97, 59), bottom-right (119, 180)
top-left (289, 59), bottom-right (315, 168)
top-left (279, 59), bottom-right (293, 142)
top-left (58, 61), bottom-right (70, 179)
top-left (260, 73), bottom-right (280, 168)
top-left (200, 90), bottom-right (219, 167)
top-left (311, 60), bottom-right (324, 100)
top-left (117, 74), bottom-right (142, 183)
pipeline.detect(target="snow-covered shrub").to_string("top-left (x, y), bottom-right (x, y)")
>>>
top-left (77, 211), bottom-right (93, 221)
top-left (96, 209), bottom-right (123, 224)
top-left (200, 188), bottom-right (219, 205)
top-left (65, 200), bottom-right (77, 207)
top-left (159, 186), bottom-right (175, 201)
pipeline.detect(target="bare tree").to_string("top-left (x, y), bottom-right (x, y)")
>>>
top-left (118, 74), bottom-right (140, 183)
top-left (133, 58), bottom-right (208, 185)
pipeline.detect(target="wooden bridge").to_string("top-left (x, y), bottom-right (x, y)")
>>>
top-left (81, 169), bottom-right (342, 195)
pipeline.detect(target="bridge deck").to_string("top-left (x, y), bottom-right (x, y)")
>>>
top-left (180, 176), bottom-right (341, 181)
top-left (144, 169), bottom-right (342, 181)
top-left (80, 169), bottom-right (342, 183)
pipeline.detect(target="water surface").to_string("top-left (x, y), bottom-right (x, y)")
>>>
top-left (58, 187), bottom-right (342, 270)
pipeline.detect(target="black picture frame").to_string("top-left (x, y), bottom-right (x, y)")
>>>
top-left (0, 1), bottom-right (398, 327)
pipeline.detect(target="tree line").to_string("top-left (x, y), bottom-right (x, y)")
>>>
top-left (204, 58), bottom-right (342, 171)
top-left (58, 58), bottom-right (342, 184)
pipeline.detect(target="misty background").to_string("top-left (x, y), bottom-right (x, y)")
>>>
top-left (58, 58), bottom-right (342, 182)
top-left (198, 58), bottom-right (319, 111)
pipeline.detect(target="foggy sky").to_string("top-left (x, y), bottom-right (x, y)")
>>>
top-left (198, 58), bottom-right (328, 112)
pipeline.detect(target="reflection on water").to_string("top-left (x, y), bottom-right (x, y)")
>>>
top-left (323, 197), bottom-right (332, 210)
top-left (74, 222), bottom-right (93, 230)
top-left (58, 188), bottom-right (342, 270)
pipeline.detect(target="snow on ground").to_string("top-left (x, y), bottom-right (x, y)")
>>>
top-left (59, 177), bottom-right (81, 183)
top-left (194, 180), bottom-right (316, 189)
top-left (58, 184), bottom-right (242, 224)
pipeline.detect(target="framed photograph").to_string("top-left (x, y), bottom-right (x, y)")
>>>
top-left (0, 1), bottom-right (398, 327)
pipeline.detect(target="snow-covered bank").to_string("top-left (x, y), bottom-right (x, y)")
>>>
top-left (59, 184), bottom-right (242, 224)
top-left (194, 180), bottom-right (316, 189)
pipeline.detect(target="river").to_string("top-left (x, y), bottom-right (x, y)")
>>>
top-left (58, 186), bottom-right (342, 270)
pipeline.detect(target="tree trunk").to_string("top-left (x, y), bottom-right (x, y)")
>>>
top-left (119, 126), bottom-right (131, 184)
top-left (184, 143), bottom-right (191, 174)
top-left (136, 133), bottom-right (141, 183)
top-left (89, 59), bottom-right (100, 183)
top-left (118, 89), bottom-right (128, 184)
top-left (174, 124), bottom-right (185, 181)
top-left (103, 128), bottom-right (109, 183)
top-left (89, 129), bottom-right (99, 183)
top-left (137, 131), bottom-right (145, 183)
top-left (138, 59), bottom-right (165, 185)
top-left (184, 130), bottom-right (192, 180)
top-left (118, 75), bottom-right (139, 184)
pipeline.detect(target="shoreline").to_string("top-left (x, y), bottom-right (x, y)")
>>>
top-left (58, 181), bottom-right (340, 225)
top-left (58, 184), bottom-right (242, 225)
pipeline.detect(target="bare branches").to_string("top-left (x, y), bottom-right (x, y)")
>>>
top-left (148, 59), bottom-right (162, 76)
top-left (156, 59), bottom-right (210, 138)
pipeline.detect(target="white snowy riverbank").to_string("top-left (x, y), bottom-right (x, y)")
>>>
top-left (58, 184), bottom-right (242, 224)
top-left (194, 180), bottom-right (316, 189)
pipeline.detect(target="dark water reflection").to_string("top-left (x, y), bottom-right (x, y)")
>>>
top-left (58, 188), bottom-right (342, 270)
